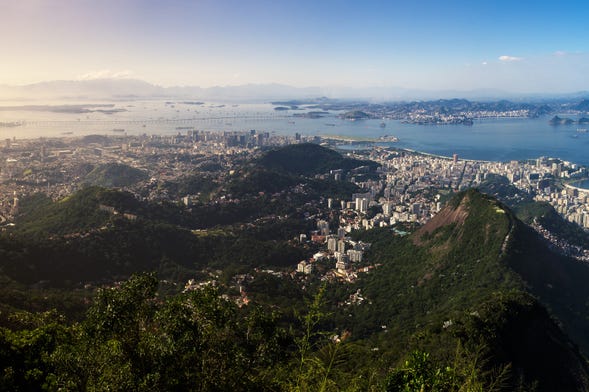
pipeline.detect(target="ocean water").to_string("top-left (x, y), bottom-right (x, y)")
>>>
top-left (0, 100), bottom-right (588, 165)
top-left (571, 179), bottom-right (589, 190)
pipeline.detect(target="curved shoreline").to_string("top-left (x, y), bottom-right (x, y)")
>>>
top-left (399, 147), bottom-right (495, 164)
top-left (335, 139), bottom-right (495, 164)
top-left (565, 182), bottom-right (589, 193)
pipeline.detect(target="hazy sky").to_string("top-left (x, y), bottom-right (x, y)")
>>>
top-left (2, 0), bottom-right (588, 92)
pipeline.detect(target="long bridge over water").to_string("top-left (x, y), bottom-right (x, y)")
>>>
top-left (13, 114), bottom-right (294, 128)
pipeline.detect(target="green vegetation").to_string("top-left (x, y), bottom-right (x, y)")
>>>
top-left (341, 190), bottom-right (589, 390)
top-left (0, 274), bottom-right (290, 391)
top-left (15, 187), bottom-right (113, 236)
top-left (515, 201), bottom-right (589, 248)
top-left (158, 173), bottom-right (218, 201)
top-left (257, 143), bottom-right (378, 176)
top-left (476, 173), bottom-right (589, 248)
top-left (345, 191), bottom-right (520, 342)
top-left (83, 162), bottom-right (148, 187)
top-left (342, 110), bottom-right (371, 120)
top-left (3, 263), bottom-right (588, 391)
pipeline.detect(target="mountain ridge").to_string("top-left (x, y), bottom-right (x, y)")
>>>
top-left (2, 78), bottom-right (588, 102)
top-left (351, 189), bottom-right (589, 390)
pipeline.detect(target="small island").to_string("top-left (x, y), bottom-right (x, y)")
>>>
top-left (341, 110), bottom-right (371, 120)
top-left (549, 115), bottom-right (575, 125)
top-left (293, 111), bottom-right (329, 119)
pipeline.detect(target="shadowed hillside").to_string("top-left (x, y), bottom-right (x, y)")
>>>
top-left (350, 189), bottom-right (589, 391)
top-left (257, 143), bottom-right (378, 176)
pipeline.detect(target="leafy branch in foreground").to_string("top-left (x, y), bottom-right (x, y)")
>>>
top-left (286, 286), bottom-right (358, 392)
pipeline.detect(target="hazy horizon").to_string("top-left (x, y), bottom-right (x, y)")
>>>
top-left (1, 77), bottom-right (588, 103)
top-left (2, 0), bottom-right (589, 94)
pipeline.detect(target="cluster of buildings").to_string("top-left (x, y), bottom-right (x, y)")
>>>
top-left (3, 127), bottom-right (589, 273)
top-left (361, 149), bottom-right (589, 230)
top-left (473, 156), bottom-right (589, 229)
top-left (296, 217), bottom-right (373, 283)
top-left (295, 146), bottom-right (589, 279)
top-left (396, 109), bottom-right (532, 125)
top-left (0, 130), bottom-right (320, 223)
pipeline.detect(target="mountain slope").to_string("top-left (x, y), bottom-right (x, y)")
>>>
top-left (350, 189), bottom-right (589, 391)
top-left (14, 186), bottom-right (157, 236)
top-left (83, 163), bottom-right (148, 188)
top-left (506, 217), bottom-right (589, 354)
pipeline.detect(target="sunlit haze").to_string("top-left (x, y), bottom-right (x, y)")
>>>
top-left (2, 0), bottom-right (589, 93)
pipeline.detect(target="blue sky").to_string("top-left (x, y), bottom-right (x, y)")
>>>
top-left (1, 0), bottom-right (588, 92)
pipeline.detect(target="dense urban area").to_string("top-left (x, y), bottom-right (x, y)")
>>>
top-left (2, 128), bottom-right (589, 275)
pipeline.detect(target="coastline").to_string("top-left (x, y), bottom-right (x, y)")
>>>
top-left (565, 181), bottom-right (589, 193)
top-left (399, 147), bottom-right (495, 164)
top-left (333, 137), bottom-right (495, 164)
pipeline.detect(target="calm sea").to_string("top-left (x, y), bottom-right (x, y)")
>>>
top-left (1, 100), bottom-right (588, 165)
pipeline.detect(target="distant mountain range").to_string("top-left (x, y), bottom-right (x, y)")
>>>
top-left (1, 78), bottom-right (588, 102)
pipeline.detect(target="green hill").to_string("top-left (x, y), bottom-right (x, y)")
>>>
top-left (348, 190), bottom-right (589, 390)
top-left (3, 186), bottom-right (308, 287)
top-left (83, 163), bottom-right (148, 187)
top-left (257, 143), bottom-right (378, 176)
top-left (14, 187), bottom-right (142, 236)
top-left (350, 190), bottom-right (520, 337)
top-left (342, 110), bottom-right (371, 120)
top-left (548, 115), bottom-right (574, 125)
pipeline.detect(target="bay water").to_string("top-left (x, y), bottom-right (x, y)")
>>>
top-left (0, 100), bottom-right (587, 165)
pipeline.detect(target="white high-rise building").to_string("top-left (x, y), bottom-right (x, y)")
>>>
top-left (355, 197), bottom-right (368, 213)
top-left (347, 249), bottom-right (363, 263)
top-left (317, 220), bottom-right (330, 236)
top-left (337, 239), bottom-right (346, 253)
top-left (327, 236), bottom-right (338, 252)
top-left (382, 202), bottom-right (393, 216)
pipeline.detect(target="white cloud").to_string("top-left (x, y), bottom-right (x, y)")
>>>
top-left (498, 55), bottom-right (523, 62)
top-left (553, 50), bottom-right (567, 57)
top-left (482, 61), bottom-right (488, 65)
top-left (77, 69), bottom-right (134, 80)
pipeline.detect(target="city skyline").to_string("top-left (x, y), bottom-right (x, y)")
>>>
top-left (2, 0), bottom-right (589, 93)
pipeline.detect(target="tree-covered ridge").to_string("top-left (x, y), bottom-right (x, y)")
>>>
top-left (346, 190), bottom-right (522, 341)
top-left (2, 273), bottom-right (589, 391)
top-left (504, 218), bottom-right (589, 355)
top-left (15, 187), bottom-right (118, 236)
top-left (257, 143), bottom-right (378, 176)
top-left (473, 174), bottom-right (589, 348)
top-left (83, 162), bottom-right (148, 187)
top-left (475, 173), bottom-right (589, 249)
top-left (2, 143), bottom-right (368, 290)
top-left (341, 190), bottom-right (589, 390)
top-left (1, 214), bottom-right (307, 287)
